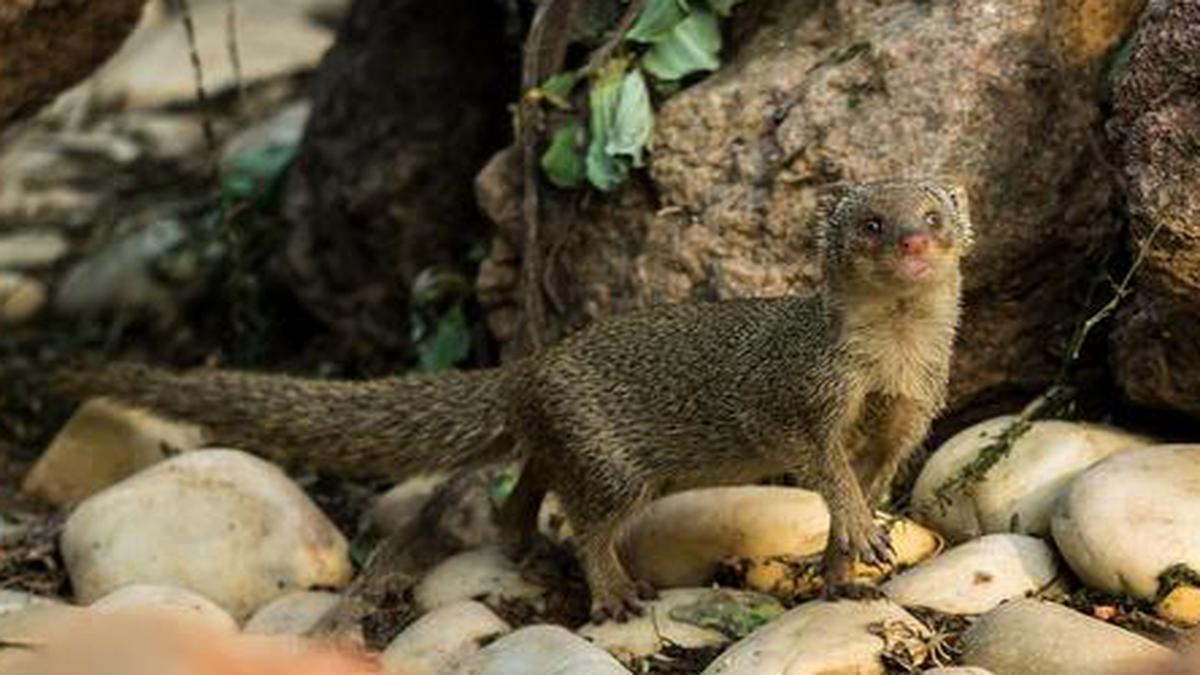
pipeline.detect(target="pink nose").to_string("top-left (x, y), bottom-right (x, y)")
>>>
top-left (901, 233), bottom-right (931, 256)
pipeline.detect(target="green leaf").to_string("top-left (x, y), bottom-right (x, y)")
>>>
top-left (541, 71), bottom-right (580, 101)
top-left (627, 0), bottom-right (689, 43)
top-left (607, 69), bottom-right (654, 166)
top-left (669, 590), bottom-right (785, 639)
top-left (541, 120), bottom-right (588, 188)
top-left (586, 60), bottom-right (631, 191)
top-left (221, 142), bottom-right (298, 206)
top-left (704, 0), bottom-right (741, 16)
top-left (416, 303), bottom-right (471, 371)
top-left (641, 9), bottom-right (722, 81)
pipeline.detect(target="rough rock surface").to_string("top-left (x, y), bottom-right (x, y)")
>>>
top-left (0, 0), bottom-right (146, 125)
top-left (412, 547), bottom-right (545, 613)
top-left (959, 599), bottom-right (1173, 674)
top-left (1051, 445), bottom-right (1200, 600)
top-left (1110, 0), bottom-right (1200, 419)
top-left (60, 449), bottom-right (351, 619)
top-left (480, 0), bottom-right (1145, 414)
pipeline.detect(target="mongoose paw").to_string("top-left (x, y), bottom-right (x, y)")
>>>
top-left (862, 527), bottom-right (895, 568)
top-left (589, 585), bottom-right (648, 624)
top-left (822, 580), bottom-right (886, 601)
top-left (635, 579), bottom-right (659, 601)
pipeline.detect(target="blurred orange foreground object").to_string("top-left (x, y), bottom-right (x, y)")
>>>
top-left (3, 610), bottom-right (381, 675)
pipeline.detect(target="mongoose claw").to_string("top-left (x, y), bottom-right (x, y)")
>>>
top-left (635, 579), bottom-right (660, 601)
top-left (589, 593), bottom-right (645, 624)
top-left (822, 580), bottom-right (886, 601)
top-left (864, 528), bottom-right (895, 568)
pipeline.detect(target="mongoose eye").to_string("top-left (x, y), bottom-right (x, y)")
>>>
top-left (924, 210), bottom-right (942, 228)
top-left (863, 218), bottom-right (883, 235)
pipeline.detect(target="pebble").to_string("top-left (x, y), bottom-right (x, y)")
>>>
top-left (24, 397), bottom-right (205, 506)
top-left (243, 590), bottom-right (342, 636)
top-left (412, 547), bottom-right (544, 614)
top-left (577, 588), bottom-right (783, 662)
top-left (882, 534), bottom-right (1059, 614)
top-left (455, 624), bottom-right (630, 675)
top-left (0, 272), bottom-right (47, 324)
top-left (0, 231), bottom-right (68, 269)
top-left (89, 583), bottom-right (237, 632)
top-left (701, 599), bottom-right (928, 674)
top-left (959, 599), bottom-right (1173, 674)
top-left (912, 417), bottom-right (1150, 541)
top-left (60, 449), bottom-right (352, 619)
top-left (1052, 445), bottom-right (1200, 600)
top-left (379, 600), bottom-right (510, 675)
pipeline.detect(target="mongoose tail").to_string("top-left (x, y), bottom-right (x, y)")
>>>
top-left (55, 363), bottom-right (511, 481)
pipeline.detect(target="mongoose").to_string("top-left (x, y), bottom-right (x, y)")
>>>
top-left (57, 179), bottom-right (973, 621)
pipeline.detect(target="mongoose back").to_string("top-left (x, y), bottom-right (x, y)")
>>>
top-left (59, 179), bottom-right (973, 620)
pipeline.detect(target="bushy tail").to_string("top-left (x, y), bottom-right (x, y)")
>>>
top-left (55, 363), bottom-right (512, 481)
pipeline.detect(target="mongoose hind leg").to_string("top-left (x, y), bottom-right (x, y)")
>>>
top-left (553, 456), bottom-right (656, 623)
top-left (498, 459), bottom-right (548, 560)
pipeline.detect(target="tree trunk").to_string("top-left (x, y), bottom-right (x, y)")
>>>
top-left (283, 0), bottom-right (515, 368)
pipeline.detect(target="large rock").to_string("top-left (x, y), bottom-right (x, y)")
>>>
top-left (620, 487), bottom-right (830, 588)
top-left (24, 398), bottom-right (206, 506)
top-left (882, 534), bottom-right (1059, 615)
top-left (479, 0), bottom-right (1145, 414)
top-left (1052, 445), bottom-right (1200, 600)
top-left (243, 590), bottom-right (341, 636)
top-left (959, 599), bottom-right (1173, 674)
top-left (455, 625), bottom-right (630, 675)
top-left (1110, 0), bottom-right (1200, 420)
top-left (60, 449), bottom-right (352, 619)
top-left (911, 417), bottom-right (1149, 541)
top-left (701, 599), bottom-right (928, 675)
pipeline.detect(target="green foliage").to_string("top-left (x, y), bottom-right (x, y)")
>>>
top-left (541, 120), bottom-right (588, 188)
top-left (641, 9), bottom-right (722, 80)
top-left (670, 591), bottom-right (785, 639)
top-left (220, 143), bottom-right (298, 208)
top-left (607, 69), bottom-right (654, 167)
top-left (627, 0), bottom-right (689, 43)
top-left (413, 302), bottom-right (471, 372)
top-left (534, 0), bottom-right (742, 191)
top-left (586, 60), bottom-right (632, 191)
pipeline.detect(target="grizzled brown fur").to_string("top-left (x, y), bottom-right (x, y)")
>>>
top-left (59, 180), bottom-right (973, 620)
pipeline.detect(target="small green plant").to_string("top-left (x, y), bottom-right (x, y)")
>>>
top-left (536, 0), bottom-right (741, 192)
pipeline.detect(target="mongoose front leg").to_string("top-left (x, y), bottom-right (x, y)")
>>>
top-left (814, 425), bottom-right (894, 599)
top-left (853, 395), bottom-right (934, 507)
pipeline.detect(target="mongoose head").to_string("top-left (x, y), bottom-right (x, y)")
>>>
top-left (818, 179), bottom-right (972, 293)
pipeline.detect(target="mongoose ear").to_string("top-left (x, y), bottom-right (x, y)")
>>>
top-left (936, 182), bottom-right (974, 254)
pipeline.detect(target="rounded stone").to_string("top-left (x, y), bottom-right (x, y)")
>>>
top-left (959, 599), bottom-right (1173, 675)
top-left (912, 417), bottom-right (1149, 541)
top-left (620, 487), bottom-right (830, 588)
top-left (60, 449), bottom-right (352, 619)
top-left (89, 583), bottom-right (237, 632)
top-left (243, 590), bottom-right (342, 636)
top-left (455, 624), bottom-right (630, 675)
top-left (24, 398), bottom-right (205, 506)
top-left (1052, 444), bottom-right (1200, 600)
top-left (701, 599), bottom-right (927, 675)
top-left (413, 547), bottom-right (545, 613)
top-left (380, 600), bottom-right (510, 675)
top-left (0, 272), bottom-right (47, 324)
top-left (882, 534), bottom-right (1059, 615)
